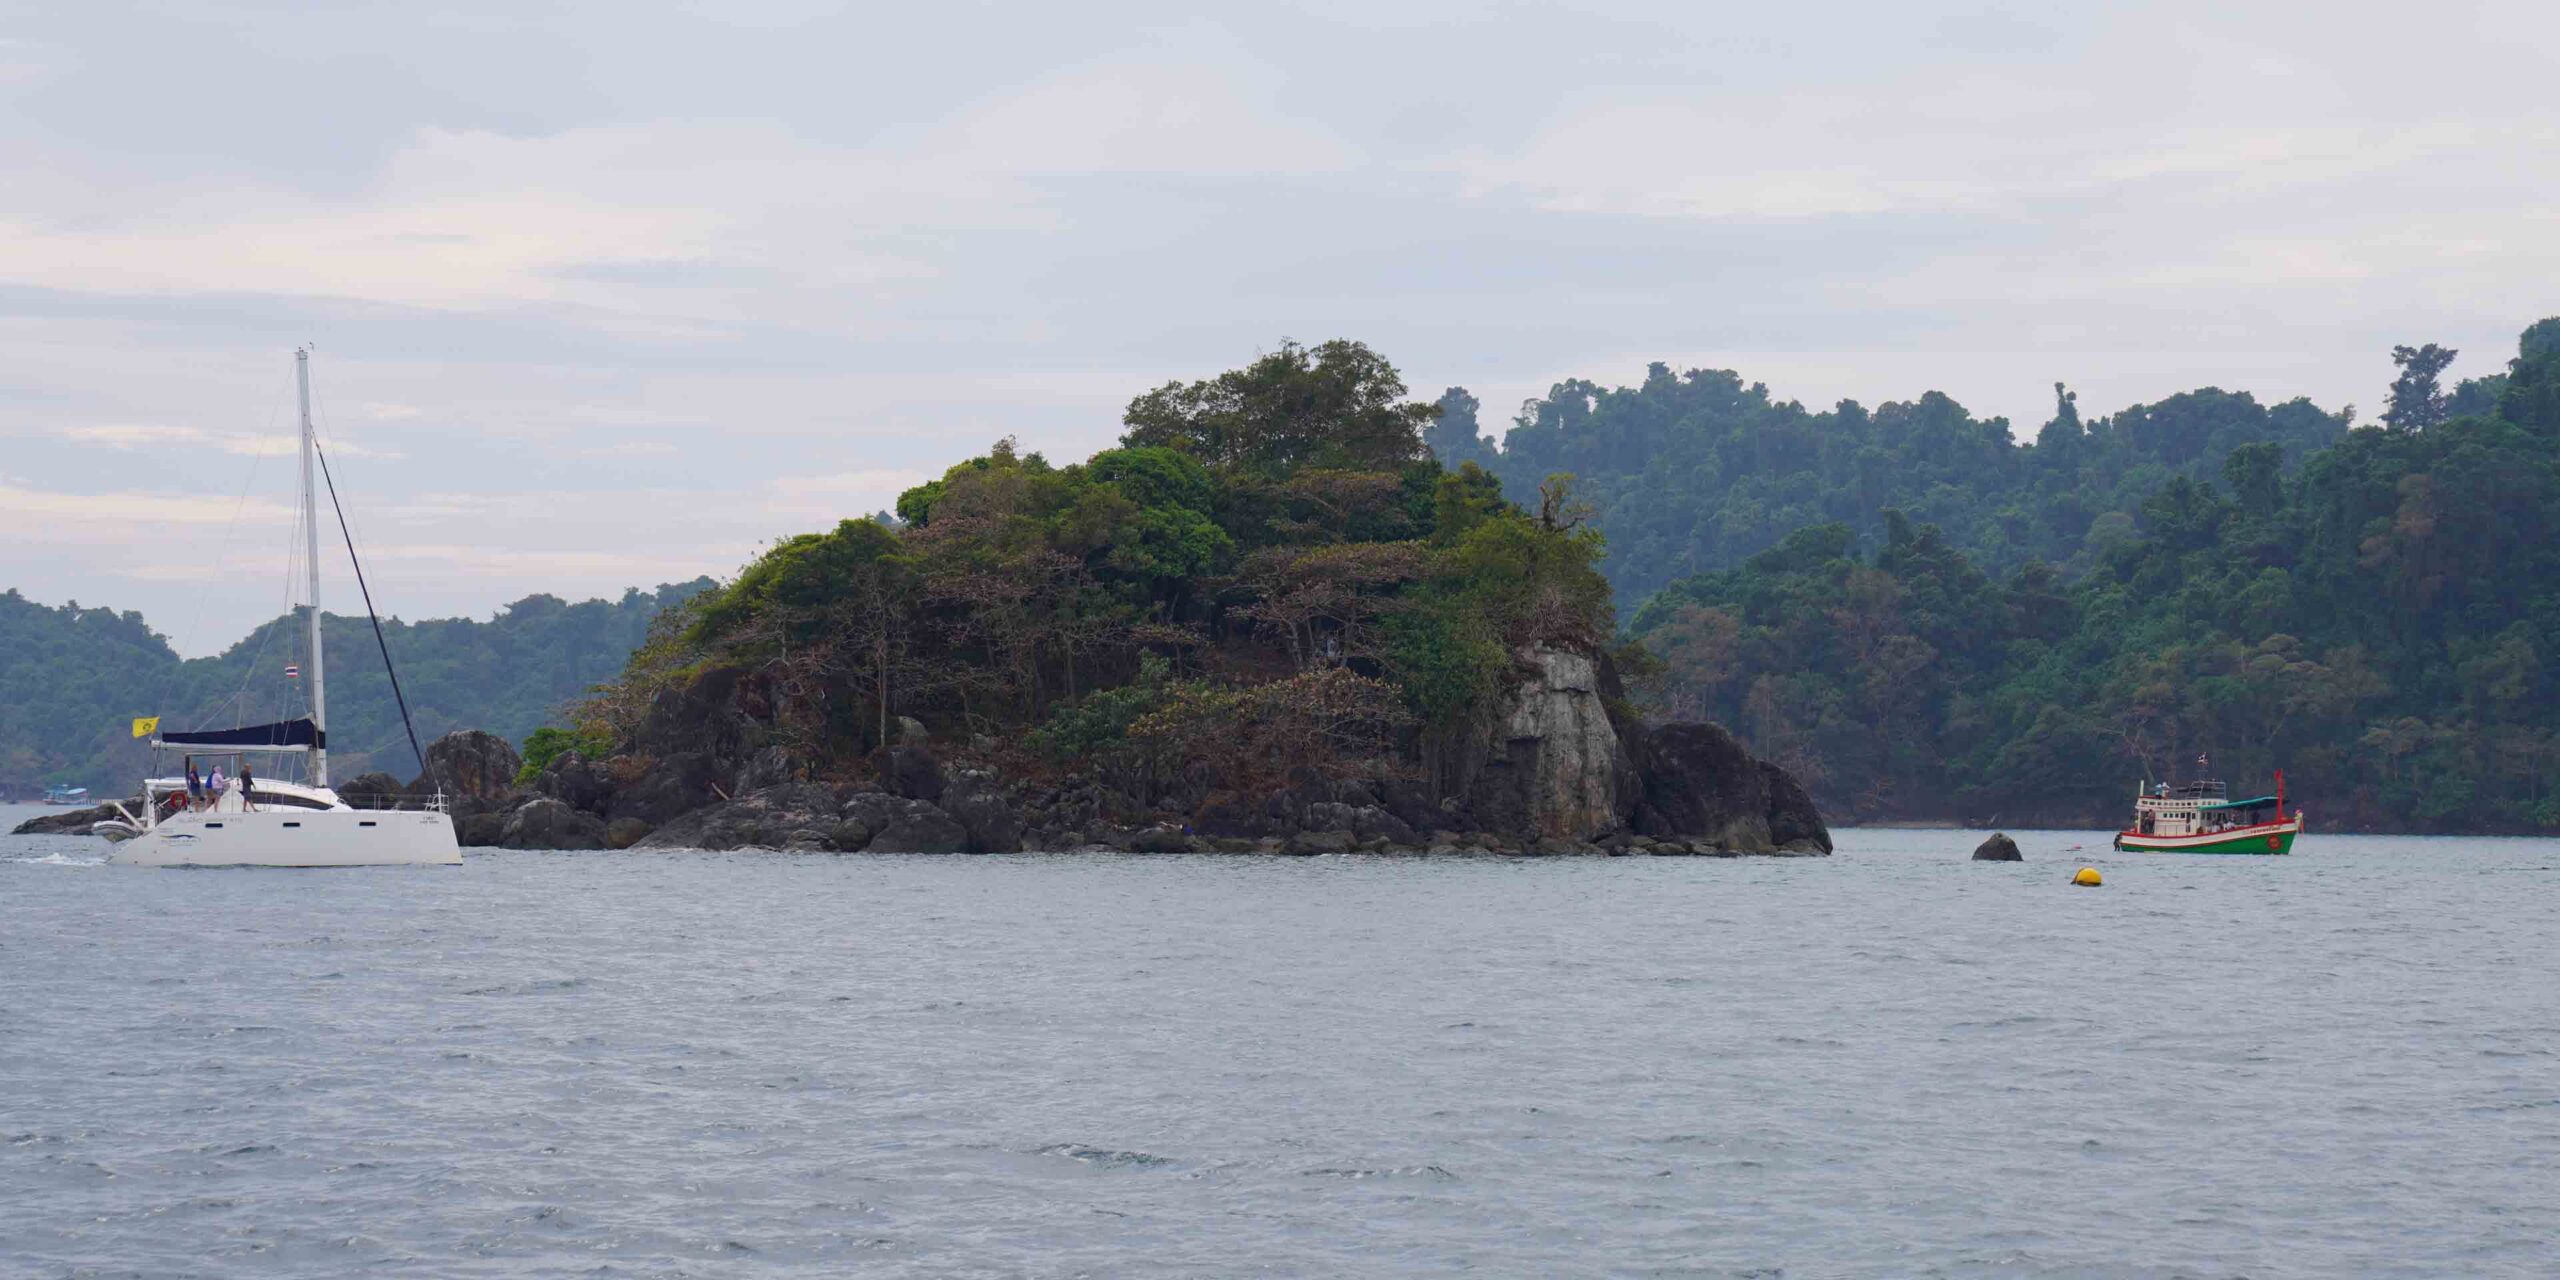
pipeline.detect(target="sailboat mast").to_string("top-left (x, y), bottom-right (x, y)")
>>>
top-left (297, 347), bottom-right (328, 787)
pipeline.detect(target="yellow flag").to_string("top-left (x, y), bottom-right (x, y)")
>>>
top-left (131, 716), bottom-right (160, 739)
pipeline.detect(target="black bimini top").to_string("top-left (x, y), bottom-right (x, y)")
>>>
top-left (159, 717), bottom-right (325, 750)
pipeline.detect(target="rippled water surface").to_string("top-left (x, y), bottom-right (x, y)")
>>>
top-left (5, 804), bottom-right (2556, 1278)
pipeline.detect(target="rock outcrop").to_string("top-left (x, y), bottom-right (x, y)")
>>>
top-left (334, 771), bottom-right (405, 809)
top-left (406, 730), bottom-right (526, 845)
top-left (500, 797), bottom-right (610, 850)
top-left (404, 639), bottom-right (1831, 856)
top-left (1623, 721), bottom-right (1832, 854)
top-left (9, 799), bottom-right (138, 837)
top-left (533, 751), bottom-right (613, 815)
top-left (1972, 833), bottom-right (2023, 861)
top-left (634, 783), bottom-right (851, 853)
top-left (1458, 646), bottom-right (1636, 840)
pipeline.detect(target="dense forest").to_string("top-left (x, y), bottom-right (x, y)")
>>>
top-left (1618, 320), bottom-right (2560, 832)
top-left (1432, 354), bottom-right (2507, 606)
top-left (0, 581), bottom-right (710, 797)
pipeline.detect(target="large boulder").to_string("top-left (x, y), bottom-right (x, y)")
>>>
top-left (1192, 789), bottom-right (1274, 838)
top-left (1760, 760), bottom-right (1834, 854)
top-left (871, 738), bottom-right (946, 803)
top-left (1458, 646), bottom-right (1636, 840)
top-left (1629, 721), bottom-right (1773, 852)
top-left (534, 750), bottom-right (614, 816)
top-left (863, 798), bottom-right (969, 853)
top-left (629, 665), bottom-right (769, 776)
top-left (10, 799), bottom-right (138, 837)
top-left (500, 797), bottom-right (610, 850)
top-left (1973, 833), bottom-right (2023, 861)
top-left (455, 812), bottom-right (508, 847)
top-left (606, 751), bottom-right (722, 826)
top-left (408, 730), bottom-right (523, 818)
top-left (940, 767), bottom-right (1022, 853)
top-left (633, 782), bottom-right (848, 852)
top-left (334, 771), bottom-right (404, 810)
top-left (733, 745), bottom-right (807, 794)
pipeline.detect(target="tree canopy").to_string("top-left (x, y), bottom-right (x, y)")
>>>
top-left (581, 341), bottom-right (1612, 806)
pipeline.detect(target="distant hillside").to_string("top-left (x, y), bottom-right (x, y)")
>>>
top-left (1431, 368), bottom-right (2388, 608)
top-left (0, 581), bottom-right (713, 796)
top-left (1622, 320), bottom-right (2560, 832)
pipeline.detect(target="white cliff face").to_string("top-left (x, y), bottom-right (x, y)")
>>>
top-left (1499, 646), bottom-right (1628, 839)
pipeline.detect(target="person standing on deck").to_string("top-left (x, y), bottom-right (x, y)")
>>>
top-left (240, 762), bottom-right (257, 812)
top-left (185, 759), bottom-right (203, 812)
top-left (207, 764), bottom-right (227, 809)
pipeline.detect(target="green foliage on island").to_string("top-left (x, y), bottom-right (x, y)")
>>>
top-left (585, 340), bottom-right (1613, 800)
top-left (1625, 320), bottom-right (2560, 832)
top-left (0, 582), bottom-right (711, 796)
top-left (516, 725), bottom-right (616, 785)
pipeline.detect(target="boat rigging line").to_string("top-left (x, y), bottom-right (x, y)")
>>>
top-left (311, 435), bottom-right (428, 779)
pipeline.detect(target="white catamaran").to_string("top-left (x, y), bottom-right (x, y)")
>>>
top-left (101, 350), bottom-right (461, 867)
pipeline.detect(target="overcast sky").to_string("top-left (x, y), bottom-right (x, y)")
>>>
top-left (6, 1), bottom-right (2555, 653)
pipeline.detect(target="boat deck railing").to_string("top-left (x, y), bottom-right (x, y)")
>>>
top-left (343, 791), bottom-right (451, 814)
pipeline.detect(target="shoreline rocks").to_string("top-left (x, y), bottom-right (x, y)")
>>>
top-left (396, 644), bottom-right (1834, 858)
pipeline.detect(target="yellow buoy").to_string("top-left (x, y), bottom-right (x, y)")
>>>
top-left (2072, 866), bottom-right (2103, 887)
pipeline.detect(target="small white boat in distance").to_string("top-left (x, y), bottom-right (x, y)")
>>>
top-left (109, 349), bottom-right (460, 868)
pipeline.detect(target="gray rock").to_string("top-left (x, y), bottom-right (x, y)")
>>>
top-left (941, 768), bottom-right (1023, 853)
top-left (635, 783), bottom-right (846, 852)
top-left (1460, 646), bottom-right (1634, 841)
top-left (1761, 760), bottom-right (1833, 854)
top-left (1302, 801), bottom-right (1361, 834)
top-left (1973, 833), bottom-right (2024, 861)
top-left (9, 799), bottom-right (139, 837)
top-left (500, 797), bottom-right (610, 850)
top-left (1352, 805), bottom-right (1416, 845)
top-left (605, 817), bottom-right (653, 849)
top-left (1126, 825), bottom-right (1195, 853)
top-left (868, 801), bottom-right (969, 853)
top-left (335, 771), bottom-right (405, 810)
top-left (872, 741), bottom-right (946, 803)
top-left (1629, 721), bottom-right (1770, 848)
top-left (606, 751), bottom-right (721, 826)
top-left (455, 812), bottom-right (507, 847)
top-left (408, 729), bottom-right (524, 821)
top-left (733, 744), bottom-right (805, 794)
top-left (534, 751), bottom-right (613, 816)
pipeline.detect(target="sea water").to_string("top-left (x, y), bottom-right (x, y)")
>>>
top-left (4, 804), bottom-right (2554, 1277)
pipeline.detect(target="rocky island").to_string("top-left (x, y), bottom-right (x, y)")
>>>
top-left (23, 340), bottom-right (1828, 857)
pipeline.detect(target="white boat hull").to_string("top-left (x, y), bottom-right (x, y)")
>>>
top-left (110, 808), bottom-right (462, 867)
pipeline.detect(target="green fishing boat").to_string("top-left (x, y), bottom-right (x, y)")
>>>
top-left (2113, 770), bottom-right (2305, 854)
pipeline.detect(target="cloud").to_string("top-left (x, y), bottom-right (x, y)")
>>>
top-left (3, 0), bottom-right (2556, 653)
top-left (51, 423), bottom-right (404, 460)
top-left (0, 480), bottom-right (293, 528)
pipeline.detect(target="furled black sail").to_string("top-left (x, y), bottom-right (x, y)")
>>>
top-left (158, 718), bottom-right (325, 750)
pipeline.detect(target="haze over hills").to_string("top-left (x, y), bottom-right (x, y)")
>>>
top-left (0, 581), bottom-right (710, 798)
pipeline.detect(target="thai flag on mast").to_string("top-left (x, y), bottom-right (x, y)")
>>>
top-left (285, 664), bottom-right (301, 679)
